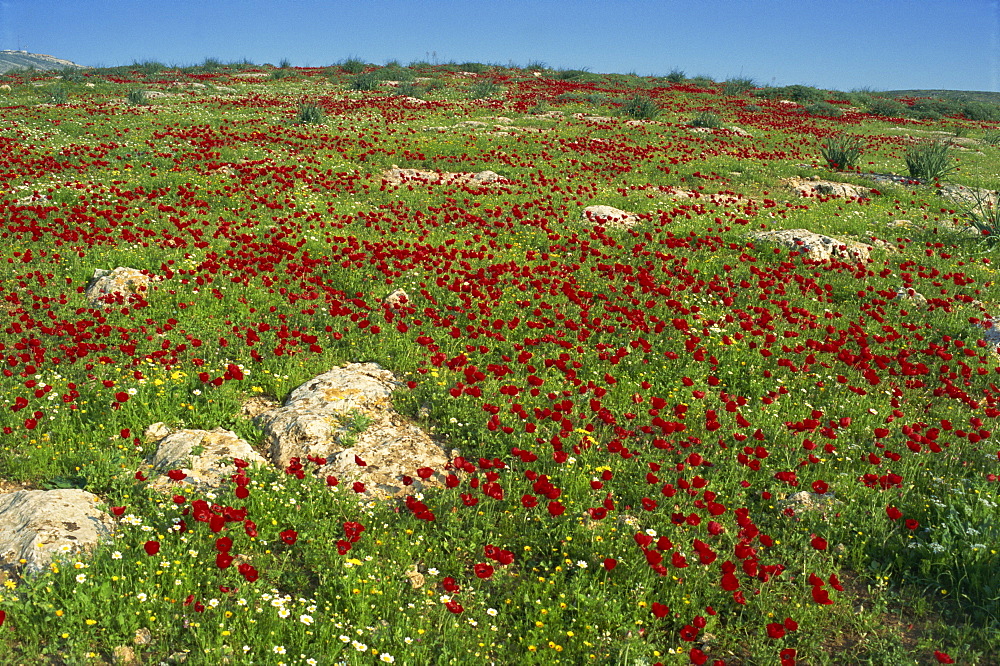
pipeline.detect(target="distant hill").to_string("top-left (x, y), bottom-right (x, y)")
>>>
top-left (0, 50), bottom-right (85, 73)
top-left (883, 89), bottom-right (1000, 105)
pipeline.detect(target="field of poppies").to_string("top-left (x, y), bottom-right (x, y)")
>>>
top-left (0, 59), bottom-right (999, 664)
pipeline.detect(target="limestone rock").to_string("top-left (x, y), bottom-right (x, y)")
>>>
top-left (751, 228), bottom-right (873, 262)
top-left (382, 289), bottom-right (410, 307)
top-left (893, 287), bottom-right (928, 307)
top-left (85, 267), bottom-right (151, 307)
top-left (779, 491), bottom-right (839, 513)
top-left (581, 205), bottom-right (640, 230)
top-left (147, 428), bottom-right (267, 490)
top-left (785, 177), bottom-right (871, 200)
top-left (382, 168), bottom-right (508, 187)
top-left (254, 363), bottom-right (449, 496)
top-left (0, 489), bottom-right (115, 575)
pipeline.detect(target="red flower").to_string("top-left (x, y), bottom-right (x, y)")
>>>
top-left (235, 486), bottom-right (249, 499)
top-left (886, 506), bottom-right (902, 520)
top-left (780, 648), bottom-right (797, 666)
top-left (215, 537), bottom-right (233, 553)
top-left (238, 563), bottom-right (258, 583)
top-left (783, 617), bottom-right (798, 631)
top-left (216, 552), bottom-right (233, 569)
top-left (474, 563), bottom-right (495, 579)
top-left (352, 481), bottom-right (366, 493)
top-left (766, 622), bottom-right (785, 639)
top-left (343, 521), bottom-right (365, 543)
top-left (679, 624), bottom-right (699, 641)
top-left (354, 455), bottom-right (367, 467)
top-left (110, 506), bottom-right (126, 516)
top-left (115, 392), bottom-right (129, 403)
top-left (442, 577), bottom-right (460, 592)
top-left (143, 541), bottom-right (160, 556)
top-left (417, 467), bottom-right (434, 479)
top-left (0, 610), bottom-right (6, 627)
top-left (811, 480), bottom-right (828, 494)
top-left (934, 651), bottom-right (954, 664)
top-left (603, 557), bottom-right (617, 571)
top-left (445, 600), bottom-right (463, 614)
top-left (811, 535), bottom-right (828, 551)
top-left (547, 501), bottom-right (565, 516)
top-left (521, 494), bottom-right (538, 508)
top-left (166, 469), bottom-right (186, 481)
top-left (326, 475), bottom-right (339, 487)
top-left (905, 519), bottom-right (920, 530)
top-left (651, 602), bottom-right (669, 618)
top-left (811, 586), bottom-right (833, 605)
top-left (279, 529), bottom-right (298, 545)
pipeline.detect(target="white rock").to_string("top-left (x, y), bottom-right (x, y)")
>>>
top-left (751, 228), bottom-right (873, 262)
top-left (581, 205), bottom-right (640, 230)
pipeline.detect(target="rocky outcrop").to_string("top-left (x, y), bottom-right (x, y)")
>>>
top-left (581, 205), bottom-right (641, 230)
top-left (146, 426), bottom-right (268, 490)
top-left (382, 168), bottom-right (508, 187)
top-left (0, 489), bottom-right (115, 575)
top-left (85, 267), bottom-right (151, 307)
top-left (253, 363), bottom-right (449, 496)
top-left (785, 177), bottom-right (872, 200)
top-left (751, 228), bottom-right (873, 262)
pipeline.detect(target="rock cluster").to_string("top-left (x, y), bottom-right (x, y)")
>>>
top-left (750, 228), bottom-right (873, 263)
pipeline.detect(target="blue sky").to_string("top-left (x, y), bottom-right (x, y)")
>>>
top-left (1, 0), bottom-right (997, 92)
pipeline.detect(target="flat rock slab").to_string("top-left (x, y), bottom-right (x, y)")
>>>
top-left (147, 427), bottom-right (268, 490)
top-left (0, 489), bottom-right (115, 575)
top-left (785, 177), bottom-right (872, 200)
top-left (581, 205), bottom-right (640, 230)
top-left (254, 363), bottom-right (449, 496)
top-left (751, 228), bottom-right (873, 262)
top-left (382, 168), bottom-right (508, 186)
top-left (85, 267), bottom-right (150, 307)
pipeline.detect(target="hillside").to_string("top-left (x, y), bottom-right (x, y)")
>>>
top-left (0, 49), bottom-right (84, 73)
top-left (884, 89), bottom-right (1000, 105)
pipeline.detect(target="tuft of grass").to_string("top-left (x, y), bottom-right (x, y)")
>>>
top-left (60, 68), bottom-right (85, 83)
top-left (44, 86), bottom-right (69, 105)
top-left (295, 103), bottom-right (325, 124)
top-left (665, 68), bottom-right (686, 83)
top-left (722, 77), bottom-right (756, 96)
top-left (905, 141), bottom-right (958, 182)
top-left (805, 101), bottom-right (843, 117)
top-left (125, 88), bottom-right (149, 106)
top-left (340, 58), bottom-right (367, 74)
top-left (690, 111), bottom-right (722, 128)
top-left (350, 72), bottom-right (380, 91)
top-left (866, 97), bottom-right (907, 118)
top-left (821, 135), bottom-right (865, 171)
top-left (981, 131), bottom-right (1000, 146)
top-left (466, 79), bottom-right (502, 100)
top-left (620, 94), bottom-right (660, 120)
top-left (958, 188), bottom-right (1000, 246)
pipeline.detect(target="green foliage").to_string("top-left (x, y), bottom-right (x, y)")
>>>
top-left (687, 75), bottom-right (716, 88)
top-left (295, 103), bottom-right (325, 124)
top-left (350, 72), bottom-right (380, 91)
top-left (466, 79), bottom-right (502, 100)
top-left (340, 58), bottom-right (367, 74)
top-left (908, 98), bottom-right (960, 120)
top-left (377, 64), bottom-right (415, 83)
top-left (866, 97), bottom-right (908, 117)
top-left (620, 94), bottom-right (660, 120)
top-left (756, 84), bottom-right (827, 103)
top-left (805, 101), bottom-right (843, 117)
top-left (131, 60), bottom-right (166, 76)
top-left (556, 69), bottom-right (590, 80)
top-left (905, 141), bottom-right (958, 181)
top-left (458, 62), bottom-right (488, 73)
top-left (59, 67), bottom-right (86, 83)
top-left (665, 68), bottom-right (686, 83)
top-left (556, 92), bottom-right (608, 106)
top-left (43, 85), bottom-right (69, 105)
top-left (393, 82), bottom-right (426, 99)
top-left (125, 88), bottom-right (149, 106)
top-left (821, 135), bottom-right (865, 171)
top-left (981, 131), bottom-right (1000, 146)
top-left (958, 188), bottom-right (1000, 246)
top-left (278, 58), bottom-right (292, 69)
top-left (722, 77), bottom-right (756, 96)
top-left (960, 100), bottom-right (1000, 122)
top-left (269, 69), bottom-right (293, 80)
top-left (690, 111), bottom-right (722, 128)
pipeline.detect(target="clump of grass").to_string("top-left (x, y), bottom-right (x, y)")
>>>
top-left (981, 131), bottom-right (1000, 146)
top-left (866, 97), bottom-right (907, 118)
top-left (527, 100), bottom-right (550, 115)
top-left (394, 82), bottom-right (427, 99)
top-left (665, 68), bottom-right (686, 83)
top-left (269, 69), bottom-right (292, 80)
top-left (295, 103), bottom-right (325, 124)
top-left (722, 77), bottom-right (755, 96)
top-left (959, 188), bottom-right (1000, 246)
top-left (340, 58), bottom-right (367, 74)
top-left (125, 88), bottom-right (149, 106)
top-left (690, 111), bottom-right (722, 128)
top-left (905, 141), bottom-right (958, 182)
top-left (44, 86), bottom-right (68, 105)
top-left (467, 79), bottom-right (502, 100)
top-left (350, 72), bottom-right (380, 91)
top-left (821, 135), bottom-right (865, 171)
top-left (620, 94), bottom-right (659, 120)
top-left (60, 68), bottom-right (85, 83)
top-left (556, 69), bottom-right (589, 80)
top-left (805, 101), bottom-right (843, 117)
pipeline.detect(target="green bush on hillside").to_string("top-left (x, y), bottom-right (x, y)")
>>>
top-left (905, 141), bottom-right (958, 181)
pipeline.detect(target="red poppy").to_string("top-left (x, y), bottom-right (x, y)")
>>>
top-left (354, 455), bottom-right (367, 467)
top-left (234, 486), bottom-right (249, 499)
top-left (811, 536), bottom-right (828, 551)
top-left (352, 481), bottom-right (366, 493)
top-left (343, 521), bottom-right (365, 543)
top-left (780, 648), bottom-right (796, 666)
top-left (651, 602), bottom-right (669, 618)
top-left (238, 563), bottom-right (258, 583)
top-left (934, 652), bottom-right (954, 664)
top-left (521, 494), bottom-right (538, 508)
top-left (811, 480), bottom-right (828, 494)
top-left (442, 577), bottom-right (460, 592)
top-left (143, 541), bottom-right (160, 556)
top-left (783, 617), bottom-right (798, 631)
top-left (0, 610), bottom-right (6, 627)
top-left (326, 475), bottom-right (339, 487)
top-left (886, 506), bottom-right (902, 520)
top-left (445, 600), bottom-right (463, 614)
top-left (474, 563), bottom-right (495, 579)
top-left (166, 469), bottom-right (187, 481)
top-left (603, 558), bottom-right (618, 571)
top-left (547, 501), bottom-right (565, 516)
top-left (110, 506), bottom-right (126, 516)
top-left (766, 622), bottom-right (785, 639)
top-left (811, 586), bottom-right (833, 605)
top-left (215, 537), bottom-right (233, 553)
top-left (216, 552), bottom-right (233, 569)
top-left (679, 624), bottom-right (699, 641)
top-left (417, 467), bottom-right (434, 479)
top-left (279, 529), bottom-right (298, 545)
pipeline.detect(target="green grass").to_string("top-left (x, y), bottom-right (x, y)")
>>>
top-left (905, 141), bottom-right (959, 181)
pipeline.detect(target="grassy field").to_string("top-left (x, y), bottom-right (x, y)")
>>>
top-left (0, 60), bottom-right (998, 665)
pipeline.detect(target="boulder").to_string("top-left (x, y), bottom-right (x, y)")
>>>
top-left (382, 289), bottom-right (411, 308)
top-left (146, 426), bottom-right (268, 490)
top-left (382, 168), bottom-right (507, 187)
top-left (0, 489), bottom-right (115, 575)
top-left (785, 177), bottom-right (871, 200)
top-left (581, 205), bottom-right (640, 230)
top-left (254, 363), bottom-right (449, 496)
top-left (751, 228), bottom-right (873, 262)
top-left (85, 267), bottom-right (150, 307)
top-left (893, 287), bottom-right (928, 307)
top-left (778, 491), bottom-right (839, 513)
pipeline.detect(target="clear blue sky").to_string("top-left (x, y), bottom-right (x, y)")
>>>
top-left (1, 0), bottom-right (997, 92)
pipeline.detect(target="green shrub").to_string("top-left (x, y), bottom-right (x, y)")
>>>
top-left (960, 101), bottom-right (1000, 122)
top-left (278, 58), bottom-right (292, 69)
top-left (743, 103), bottom-right (763, 112)
top-left (665, 69), bottom-right (686, 83)
top-left (377, 65), bottom-right (414, 82)
top-left (908, 98), bottom-right (960, 120)
top-left (959, 188), bottom-right (1000, 246)
top-left (690, 111), bottom-right (722, 128)
top-left (556, 92), bottom-right (608, 106)
top-left (340, 58), bottom-right (366, 74)
top-left (44, 86), bottom-right (69, 105)
top-left (981, 131), bottom-right (1000, 146)
top-left (866, 97), bottom-right (907, 117)
top-left (132, 60), bottom-right (165, 76)
top-left (620, 94), bottom-right (660, 120)
top-left (722, 77), bottom-right (755, 96)
top-left (295, 103), bottom-right (325, 124)
top-left (60, 68), bottom-right (85, 83)
top-left (459, 62), bottom-right (488, 73)
top-left (821, 135), bottom-right (865, 171)
top-left (805, 101), bottom-right (843, 117)
top-left (350, 72), bottom-right (380, 91)
top-left (556, 69), bottom-right (589, 80)
top-left (269, 69), bottom-right (292, 80)
top-left (756, 84), bottom-right (826, 103)
top-left (687, 76), bottom-right (716, 88)
top-left (527, 100), bottom-right (550, 115)
top-left (394, 82), bottom-right (425, 99)
top-left (524, 60), bottom-right (547, 71)
top-left (467, 79), bottom-right (502, 100)
top-left (126, 89), bottom-right (149, 106)
top-left (905, 141), bottom-right (958, 181)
